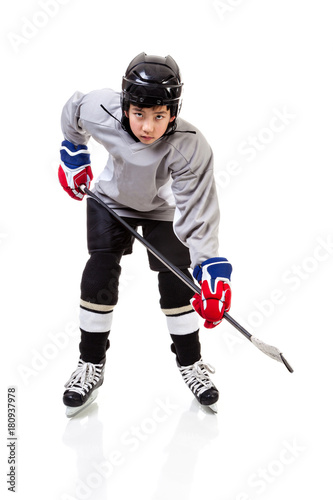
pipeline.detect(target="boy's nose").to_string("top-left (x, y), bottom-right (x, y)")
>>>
top-left (143, 119), bottom-right (153, 133)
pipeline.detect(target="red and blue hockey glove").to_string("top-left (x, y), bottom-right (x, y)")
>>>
top-left (58, 140), bottom-right (93, 200)
top-left (192, 257), bottom-right (232, 329)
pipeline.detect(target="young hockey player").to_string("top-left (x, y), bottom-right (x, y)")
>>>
top-left (59, 53), bottom-right (232, 416)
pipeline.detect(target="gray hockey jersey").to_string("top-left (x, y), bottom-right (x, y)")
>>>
top-left (61, 88), bottom-right (220, 268)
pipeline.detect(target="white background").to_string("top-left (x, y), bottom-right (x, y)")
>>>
top-left (1, 0), bottom-right (332, 499)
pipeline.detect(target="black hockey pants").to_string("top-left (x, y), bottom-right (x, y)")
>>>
top-left (79, 198), bottom-right (200, 365)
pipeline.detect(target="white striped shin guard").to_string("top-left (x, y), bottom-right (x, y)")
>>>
top-left (79, 300), bottom-right (115, 333)
top-left (162, 305), bottom-right (199, 335)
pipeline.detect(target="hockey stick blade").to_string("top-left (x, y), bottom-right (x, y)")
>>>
top-left (280, 354), bottom-right (294, 373)
top-left (250, 337), bottom-right (294, 373)
top-left (80, 186), bottom-right (293, 373)
top-left (223, 312), bottom-right (293, 373)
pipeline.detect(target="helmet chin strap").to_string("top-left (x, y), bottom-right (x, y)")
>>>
top-left (100, 104), bottom-right (125, 129)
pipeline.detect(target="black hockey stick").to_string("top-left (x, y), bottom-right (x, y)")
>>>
top-left (80, 186), bottom-right (293, 373)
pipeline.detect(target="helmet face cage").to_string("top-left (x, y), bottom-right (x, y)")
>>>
top-left (122, 53), bottom-right (183, 118)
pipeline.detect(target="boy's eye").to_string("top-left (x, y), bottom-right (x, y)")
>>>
top-left (135, 113), bottom-right (143, 118)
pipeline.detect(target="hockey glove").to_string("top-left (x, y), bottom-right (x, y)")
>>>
top-left (58, 140), bottom-right (93, 200)
top-left (192, 257), bottom-right (232, 329)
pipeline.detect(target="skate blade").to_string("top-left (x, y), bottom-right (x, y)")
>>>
top-left (208, 403), bottom-right (218, 414)
top-left (199, 402), bottom-right (218, 414)
top-left (65, 391), bottom-right (99, 418)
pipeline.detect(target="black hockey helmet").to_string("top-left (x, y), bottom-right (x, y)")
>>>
top-left (121, 52), bottom-right (183, 118)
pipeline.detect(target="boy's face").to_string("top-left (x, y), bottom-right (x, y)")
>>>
top-left (125, 104), bottom-right (175, 144)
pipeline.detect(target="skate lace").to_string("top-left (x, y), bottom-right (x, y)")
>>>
top-left (64, 360), bottom-right (103, 396)
top-left (179, 360), bottom-right (216, 397)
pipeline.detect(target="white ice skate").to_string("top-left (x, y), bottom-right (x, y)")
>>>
top-left (63, 358), bottom-right (105, 417)
top-left (176, 358), bottom-right (219, 413)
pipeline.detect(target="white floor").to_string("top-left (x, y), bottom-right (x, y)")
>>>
top-left (3, 241), bottom-right (333, 500)
top-left (2, 1), bottom-right (333, 499)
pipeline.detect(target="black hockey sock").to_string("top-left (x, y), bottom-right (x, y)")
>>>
top-left (79, 330), bottom-right (110, 364)
top-left (170, 330), bottom-right (201, 366)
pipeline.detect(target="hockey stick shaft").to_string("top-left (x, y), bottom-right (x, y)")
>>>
top-left (81, 186), bottom-right (293, 373)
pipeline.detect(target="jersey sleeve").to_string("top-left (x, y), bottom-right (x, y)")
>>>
top-left (61, 91), bottom-right (91, 146)
top-left (170, 133), bottom-right (220, 269)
